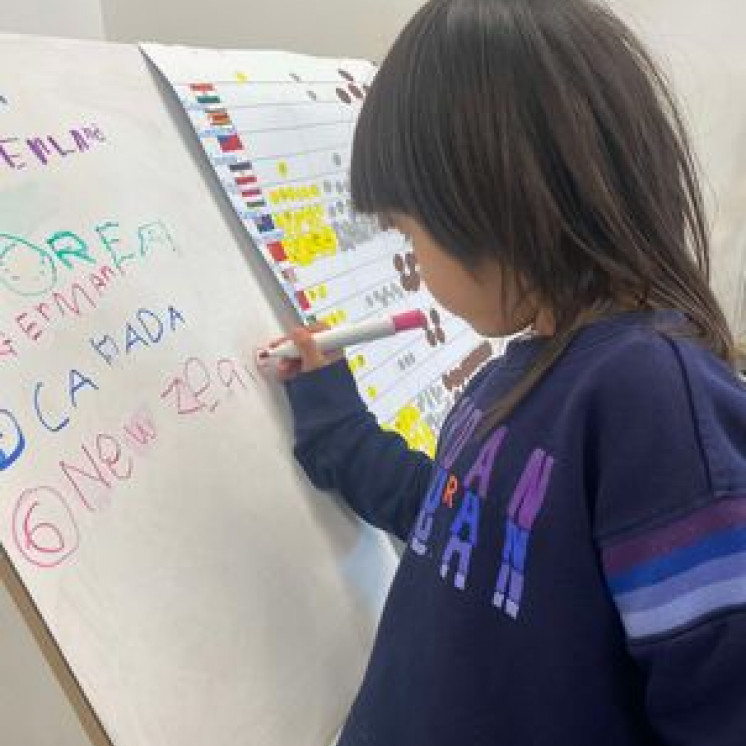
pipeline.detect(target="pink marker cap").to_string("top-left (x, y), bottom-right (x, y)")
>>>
top-left (392, 309), bottom-right (428, 332)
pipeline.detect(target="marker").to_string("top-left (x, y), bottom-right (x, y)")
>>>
top-left (258, 310), bottom-right (428, 360)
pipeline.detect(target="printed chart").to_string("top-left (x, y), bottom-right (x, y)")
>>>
top-left (143, 44), bottom-right (500, 456)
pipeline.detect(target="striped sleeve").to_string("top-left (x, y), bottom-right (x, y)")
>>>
top-left (588, 334), bottom-right (746, 744)
top-left (601, 496), bottom-right (746, 642)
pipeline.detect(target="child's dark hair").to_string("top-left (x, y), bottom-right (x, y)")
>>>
top-left (351, 0), bottom-right (735, 421)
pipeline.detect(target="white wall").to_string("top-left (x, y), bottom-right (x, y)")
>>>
top-left (0, 0), bottom-right (427, 59)
top-left (607, 0), bottom-right (746, 343)
top-left (0, 0), bottom-right (104, 39)
top-left (100, 0), bottom-right (425, 60)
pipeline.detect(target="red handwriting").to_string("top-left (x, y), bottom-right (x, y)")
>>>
top-left (10, 350), bottom-right (259, 571)
top-left (10, 265), bottom-right (118, 348)
top-left (161, 355), bottom-right (257, 418)
top-left (0, 332), bottom-right (16, 359)
top-left (13, 486), bottom-right (81, 569)
top-left (10, 409), bottom-right (157, 568)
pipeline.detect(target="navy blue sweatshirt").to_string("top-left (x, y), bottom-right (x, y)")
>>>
top-left (285, 311), bottom-right (746, 746)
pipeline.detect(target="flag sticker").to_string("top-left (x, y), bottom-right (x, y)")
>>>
top-left (208, 110), bottom-right (231, 127)
top-left (229, 160), bottom-right (253, 173)
top-left (296, 291), bottom-right (311, 310)
top-left (234, 175), bottom-right (257, 186)
top-left (268, 242), bottom-right (288, 262)
top-left (218, 133), bottom-right (243, 152)
top-left (254, 215), bottom-right (276, 233)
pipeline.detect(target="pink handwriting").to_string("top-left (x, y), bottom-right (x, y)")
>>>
top-left (161, 355), bottom-right (257, 418)
top-left (10, 409), bottom-right (157, 569)
top-left (13, 486), bottom-right (80, 569)
top-left (10, 350), bottom-right (259, 571)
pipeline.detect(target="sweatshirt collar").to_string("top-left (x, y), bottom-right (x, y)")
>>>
top-left (500, 309), bottom-right (688, 369)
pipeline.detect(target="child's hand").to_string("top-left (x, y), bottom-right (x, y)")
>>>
top-left (265, 323), bottom-right (343, 382)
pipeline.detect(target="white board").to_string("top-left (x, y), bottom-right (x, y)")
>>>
top-left (0, 33), bottom-right (397, 746)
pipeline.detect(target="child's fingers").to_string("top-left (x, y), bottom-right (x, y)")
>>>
top-left (256, 354), bottom-right (301, 382)
top-left (275, 357), bottom-right (302, 381)
top-left (289, 326), bottom-right (331, 372)
top-left (265, 322), bottom-right (326, 352)
top-left (303, 322), bottom-right (343, 364)
top-left (258, 322), bottom-right (342, 381)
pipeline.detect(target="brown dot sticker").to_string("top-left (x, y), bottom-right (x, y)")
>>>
top-left (336, 87), bottom-right (352, 104)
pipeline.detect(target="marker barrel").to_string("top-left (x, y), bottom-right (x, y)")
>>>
top-left (260, 310), bottom-right (426, 360)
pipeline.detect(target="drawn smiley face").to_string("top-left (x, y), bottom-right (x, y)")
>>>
top-left (0, 234), bottom-right (57, 296)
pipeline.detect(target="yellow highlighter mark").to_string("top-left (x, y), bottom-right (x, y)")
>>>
top-left (349, 354), bottom-right (367, 374)
top-left (386, 404), bottom-right (437, 457)
top-left (271, 179), bottom-right (340, 267)
top-left (319, 308), bottom-right (347, 328)
top-left (306, 283), bottom-right (329, 304)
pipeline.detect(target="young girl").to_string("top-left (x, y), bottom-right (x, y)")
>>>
top-left (268, 1), bottom-right (746, 743)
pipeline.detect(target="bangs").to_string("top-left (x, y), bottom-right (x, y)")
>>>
top-left (350, 24), bottom-right (428, 221)
top-left (349, 0), bottom-right (517, 264)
